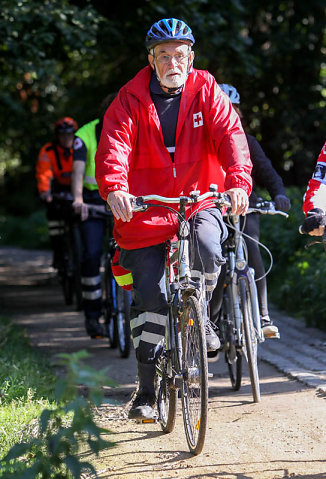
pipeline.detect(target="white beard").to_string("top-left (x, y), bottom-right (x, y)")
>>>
top-left (156, 67), bottom-right (188, 90)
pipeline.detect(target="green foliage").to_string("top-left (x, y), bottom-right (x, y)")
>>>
top-left (0, 318), bottom-right (55, 403)
top-left (0, 317), bottom-right (57, 457)
top-left (0, 209), bottom-right (50, 249)
top-left (0, 350), bottom-right (116, 478)
top-left (0, 0), bottom-right (325, 216)
top-left (260, 186), bottom-right (326, 328)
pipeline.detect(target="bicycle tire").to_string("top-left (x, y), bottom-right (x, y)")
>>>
top-left (180, 295), bottom-right (208, 455)
top-left (222, 286), bottom-right (242, 391)
top-left (239, 278), bottom-right (261, 403)
top-left (62, 272), bottom-right (74, 305)
top-left (103, 257), bottom-right (118, 348)
top-left (116, 288), bottom-right (131, 358)
top-left (71, 224), bottom-right (83, 311)
top-left (156, 357), bottom-right (178, 433)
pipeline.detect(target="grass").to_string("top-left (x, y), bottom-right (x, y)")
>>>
top-left (0, 317), bottom-right (56, 459)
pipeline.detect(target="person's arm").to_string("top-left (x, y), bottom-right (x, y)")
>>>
top-left (95, 89), bottom-right (136, 220)
top-left (247, 134), bottom-right (290, 211)
top-left (72, 161), bottom-right (85, 204)
top-left (301, 141), bottom-right (326, 236)
top-left (209, 81), bottom-right (252, 215)
top-left (303, 141), bottom-right (326, 215)
top-left (72, 137), bottom-right (88, 220)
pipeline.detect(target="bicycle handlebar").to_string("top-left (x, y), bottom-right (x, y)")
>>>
top-left (132, 190), bottom-right (232, 212)
top-left (247, 200), bottom-right (289, 218)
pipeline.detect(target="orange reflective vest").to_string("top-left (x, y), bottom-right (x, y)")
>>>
top-left (36, 142), bottom-right (73, 193)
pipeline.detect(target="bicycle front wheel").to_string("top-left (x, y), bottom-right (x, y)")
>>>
top-left (180, 295), bottom-right (208, 455)
top-left (239, 279), bottom-right (260, 403)
top-left (222, 286), bottom-right (242, 391)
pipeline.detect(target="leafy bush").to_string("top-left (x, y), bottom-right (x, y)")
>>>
top-left (0, 350), bottom-right (115, 479)
top-left (260, 186), bottom-right (326, 328)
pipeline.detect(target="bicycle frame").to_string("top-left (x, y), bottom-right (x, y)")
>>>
top-left (164, 197), bottom-right (194, 386)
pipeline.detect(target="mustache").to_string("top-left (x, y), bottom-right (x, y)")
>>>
top-left (165, 69), bottom-right (181, 75)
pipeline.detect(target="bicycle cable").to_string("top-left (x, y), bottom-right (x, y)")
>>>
top-left (225, 213), bottom-right (274, 281)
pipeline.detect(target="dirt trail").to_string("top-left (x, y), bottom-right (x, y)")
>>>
top-left (1, 247), bottom-right (326, 479)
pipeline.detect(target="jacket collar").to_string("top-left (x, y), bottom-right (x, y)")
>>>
top-left (126, 65), bottom-right (208, 139)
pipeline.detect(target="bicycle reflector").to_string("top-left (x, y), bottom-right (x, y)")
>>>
top-left (112, 248), bottom-right (133, 291)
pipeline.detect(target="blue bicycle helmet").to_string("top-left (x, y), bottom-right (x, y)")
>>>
top-left (219, 84), bottom-right (241, 104)
top-left (145, 18), bottom-right (195, 51)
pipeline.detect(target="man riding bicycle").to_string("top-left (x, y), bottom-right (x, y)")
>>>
top-left (95, 18), bottom-right (252, 420)
top-left (36, 117), bottom-right (78, 270)
top-left (72, 95), bottom-right (116, 339)
top-left (301, 140), bottom-right (326, 235)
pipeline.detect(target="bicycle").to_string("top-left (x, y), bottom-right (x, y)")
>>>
top-left (52, 192), bottom-right (83, 310)
top-left (132, 186), bottom-right (230, 455)
top-left (216, 200), bottom-right (288, 402)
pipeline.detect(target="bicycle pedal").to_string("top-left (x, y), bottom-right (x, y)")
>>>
top-left (141, 418), bottom-right (157, 424)
top-left (265, 333), bottom-right (280, 339)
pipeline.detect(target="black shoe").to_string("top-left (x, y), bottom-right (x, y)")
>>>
top-left (205, 321), bottom-right (221, 352)
top-left (128, 393), bottom-right (156, 420)
top-left (85, 318), bottom-right (105, 339)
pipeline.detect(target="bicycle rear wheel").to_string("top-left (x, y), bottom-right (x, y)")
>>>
top-left (222, 286), bottom-right (242, 391)
top-left (116, 288), bottom-right (131, 358)
top-left (62, 272), bottom-right (74, 305)
top-left (71, 224), bottom-right (83, 311)
top-left (180, 295), bottom-right (208, 455)
top-left (239, 278), bottom-right (260, 403)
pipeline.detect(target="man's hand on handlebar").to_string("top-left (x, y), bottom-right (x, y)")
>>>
top-left (72, 200), bottom-right (89, 221)
top-left (224, 188), bottom-right (249, 216)
top-left (107, 191), bottom-right (135, 222)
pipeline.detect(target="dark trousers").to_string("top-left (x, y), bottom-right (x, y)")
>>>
top-left (79, 218), bottom-right (106, 319)
top-left (120, 208), bottom-right (227, 364)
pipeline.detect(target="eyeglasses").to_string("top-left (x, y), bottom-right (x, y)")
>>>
top-left (155, 53), bottom-right (189, 65)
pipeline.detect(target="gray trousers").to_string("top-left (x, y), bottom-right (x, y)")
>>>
top-left (119, 208), bottom-right (227, 364)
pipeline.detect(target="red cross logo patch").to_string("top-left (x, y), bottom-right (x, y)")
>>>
top-left (193, 112), bottom-right (203, 128)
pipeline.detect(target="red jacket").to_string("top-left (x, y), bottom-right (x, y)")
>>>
top-left (95, 66), bottom-right (252, 249)
top-left (303, 141), bottom-right (326, 215)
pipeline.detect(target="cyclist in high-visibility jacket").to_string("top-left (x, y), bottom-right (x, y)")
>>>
top-left (72, 95), bottom-right (116, 338)
top-left (36, 117), bottom-right (78, 269)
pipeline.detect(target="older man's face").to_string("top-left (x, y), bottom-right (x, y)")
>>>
top-left (148, 41), bottom-right (194, 91)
